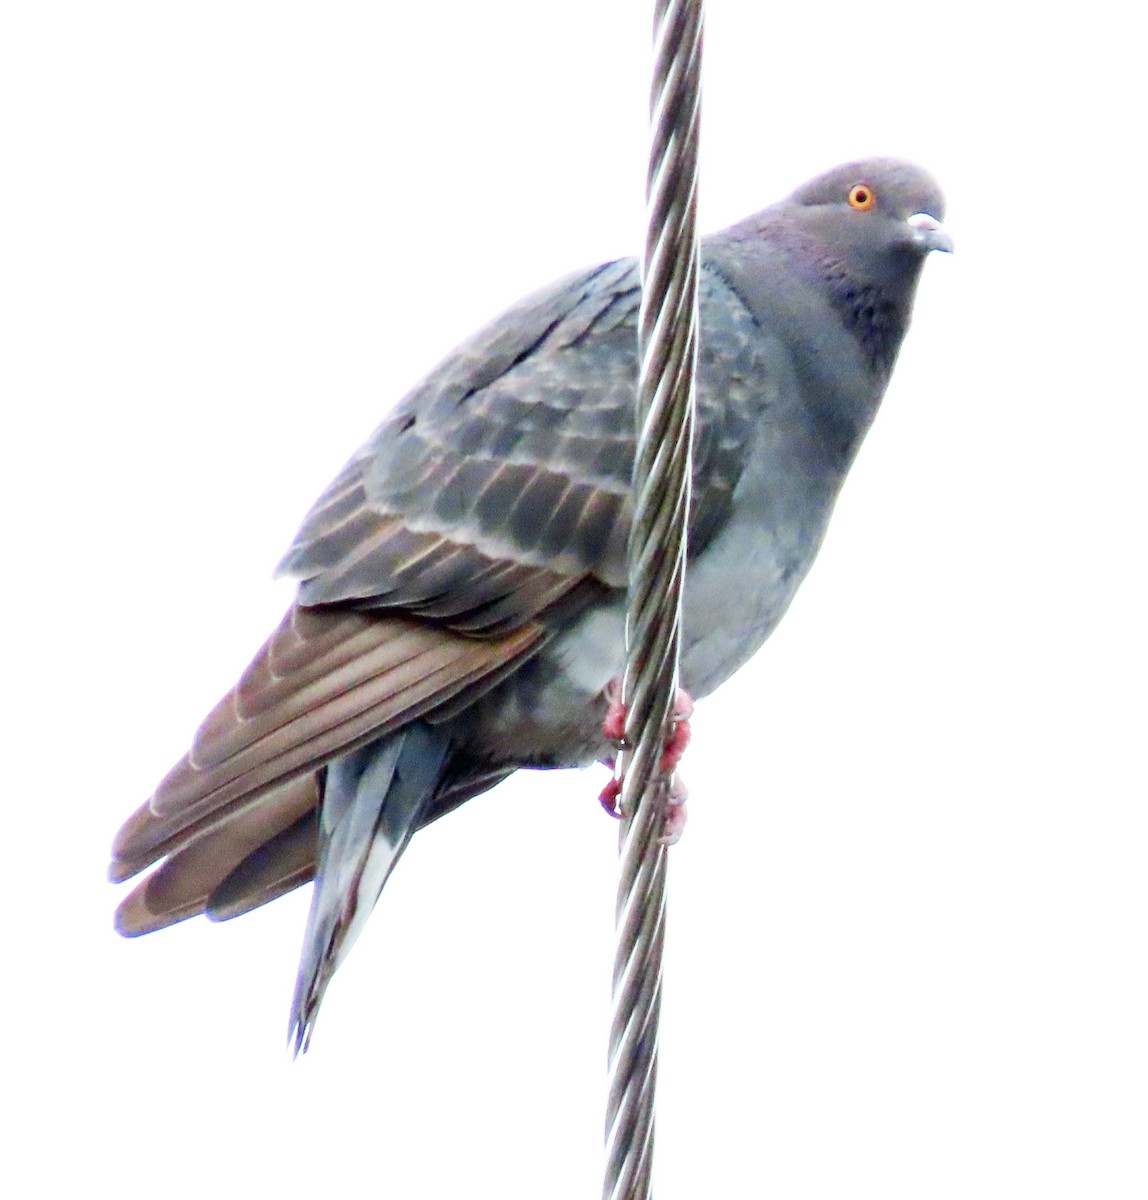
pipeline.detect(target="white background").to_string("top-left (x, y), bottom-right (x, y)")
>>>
top-left (2, 3), bottom-right (1144, 1197)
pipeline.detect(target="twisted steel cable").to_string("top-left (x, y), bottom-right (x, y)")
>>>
top-left (604, 2), bottom-right (703, 1198)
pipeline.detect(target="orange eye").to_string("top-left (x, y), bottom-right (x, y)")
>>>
top-left (847, 183), bottom-right (875, 211)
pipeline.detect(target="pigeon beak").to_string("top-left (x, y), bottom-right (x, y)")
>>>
top-left (907, 212), bottom-right (954, 254)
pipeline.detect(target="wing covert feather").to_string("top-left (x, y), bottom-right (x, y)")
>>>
top-left (276, 260), bottom-right (774, 630)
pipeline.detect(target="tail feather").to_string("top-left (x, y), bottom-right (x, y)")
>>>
top-left (288, 723), bottom-right (451, 1054)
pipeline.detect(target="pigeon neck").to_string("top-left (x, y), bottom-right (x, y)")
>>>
top-left (819, 258), bottom-right (916, 378)
top-left (704, 213), bottom-right (926, 467)
top-left (701, 249), bottom-right (878, 470)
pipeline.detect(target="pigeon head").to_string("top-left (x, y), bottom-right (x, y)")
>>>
top-left (788, 157), bottom-right (951, 263)
top-left (779, 157), bottom-right (951, 374)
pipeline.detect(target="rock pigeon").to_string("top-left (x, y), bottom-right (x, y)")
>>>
top-left (110, 157), bottom-right (951, 1051)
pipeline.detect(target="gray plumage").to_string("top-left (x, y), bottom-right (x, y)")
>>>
top-left (110, 157), bottom-right (951, 1051)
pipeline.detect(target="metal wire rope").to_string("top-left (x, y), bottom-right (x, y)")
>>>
top-left (604, 3), bottom-right (704, 1199)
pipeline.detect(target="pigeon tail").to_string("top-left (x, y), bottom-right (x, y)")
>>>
top-left (288, 724), bottom-right (451, 1054)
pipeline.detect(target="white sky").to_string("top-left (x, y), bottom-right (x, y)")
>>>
top-left (2, 3), bottom-right (1145, 1197)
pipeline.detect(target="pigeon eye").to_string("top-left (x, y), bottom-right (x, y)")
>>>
top-left (847, 184), bottom-right (875, 211)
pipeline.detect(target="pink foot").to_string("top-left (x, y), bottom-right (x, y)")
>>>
top-left (659, 689), bottom-right (693, 773)
top-left (599, 775), bottom-right (622, 817)
top-left (602, 686), bottom-right (627, 745)
top-left (599, 681), bottom-right (695, 840)
top-left (600, 679), bottom-right (693, 757)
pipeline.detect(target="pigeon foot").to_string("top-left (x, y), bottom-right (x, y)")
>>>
top-left (599, 680), bottom-right (694, 842)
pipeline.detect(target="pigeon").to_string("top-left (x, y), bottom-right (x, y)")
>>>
top-left (110, 157), bottom-right (952, 1051)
